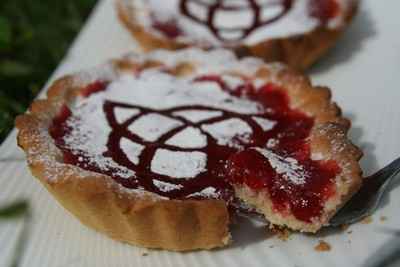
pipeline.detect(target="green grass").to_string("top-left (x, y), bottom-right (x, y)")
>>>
top-left (0, 2), bottom-right (97, 265)
top-left (0, 0), bottom-right (97, 142)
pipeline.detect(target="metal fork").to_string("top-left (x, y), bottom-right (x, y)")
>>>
top-left (329, 157), bottom-right (400, 226)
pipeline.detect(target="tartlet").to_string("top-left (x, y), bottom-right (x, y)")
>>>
top-left (16, 48), bottom-right (362, 251)
top-left (116, 0), bottom-right (358, 70)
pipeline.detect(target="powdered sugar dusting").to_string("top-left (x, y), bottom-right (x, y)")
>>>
top-left (221, 74), bottom-right (246, 89)
top-left (252, 116), bottom-right (277, 131)
top-left (153, 179), bottom-right (184, 192)
top-left (126, 48), bottom-right (267, 77)
top-left (114, 107), bottom-right (140, 124)
top-left (73, 63), bottom-right (117, 88)
top-left (254, 148), bottom-right (306, 185)
top-left (187, 187), bottom-right (220, 198)
top-left (166, 127), bottom-right (207, 148)
top-left (108, 71), bottom-right (263, 113)
top-left (128, 113), bottom-right (183, 142)
top-left (173, 110), bottom-right (222, 123)
top-left (27, 128), bottom-right (95, 182)
top-left (202, 118), bottom-right (252, 149)
top-left (120, 138), bottom-right (144, 165)
top-left (151, 149), bottom-right (207, 179)
top-left (63, 94), bottom-right (135, 179)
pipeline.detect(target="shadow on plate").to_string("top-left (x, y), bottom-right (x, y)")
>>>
top-left (346, 111), bottom-right (400, 212)
top-left (228, 216), bottom-right (273, 249)
top-left (310, 7), bottom-right (377, 74)
top-left (345, 112), bottom-right (379, 176)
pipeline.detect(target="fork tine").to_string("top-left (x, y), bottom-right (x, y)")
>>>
top-left (372, 157), bottom-right (400, 178)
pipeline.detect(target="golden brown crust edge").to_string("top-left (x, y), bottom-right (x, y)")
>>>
top-left (15, 70), bottom-right (230, 252)
top-left (15, 52), bottom-right (362, 249)
top-left (115, 0), bottom-right (358, 71)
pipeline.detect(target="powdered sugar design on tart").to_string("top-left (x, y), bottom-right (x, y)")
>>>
top-left (55, 70), bottom-right (272, 199)
top-left (48, 49), bottom-right (343, 223)
top-left (129, 0), bottom-right (355, 46)
top-left (151, 149), bottom-right (207, 178)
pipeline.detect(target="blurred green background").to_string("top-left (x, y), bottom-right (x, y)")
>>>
top-left (0, 2), bottom-right (97, 266)
top-left (0, 0), bottom-right (97, 143)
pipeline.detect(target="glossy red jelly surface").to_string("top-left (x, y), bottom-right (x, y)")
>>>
top-left (50, 74), bottom-right (340, 222)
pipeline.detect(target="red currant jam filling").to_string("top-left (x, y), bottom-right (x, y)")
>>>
top-left (50, 73), bottom-right (340, 222)
top-left (80, 80), bottom-right (109, 97)
top-left (309, 0), bottom-right (340, 24)
top-left (226, 147), bottom-right (340, 222)
top-left (151, 16), bottom-right (183, 39)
